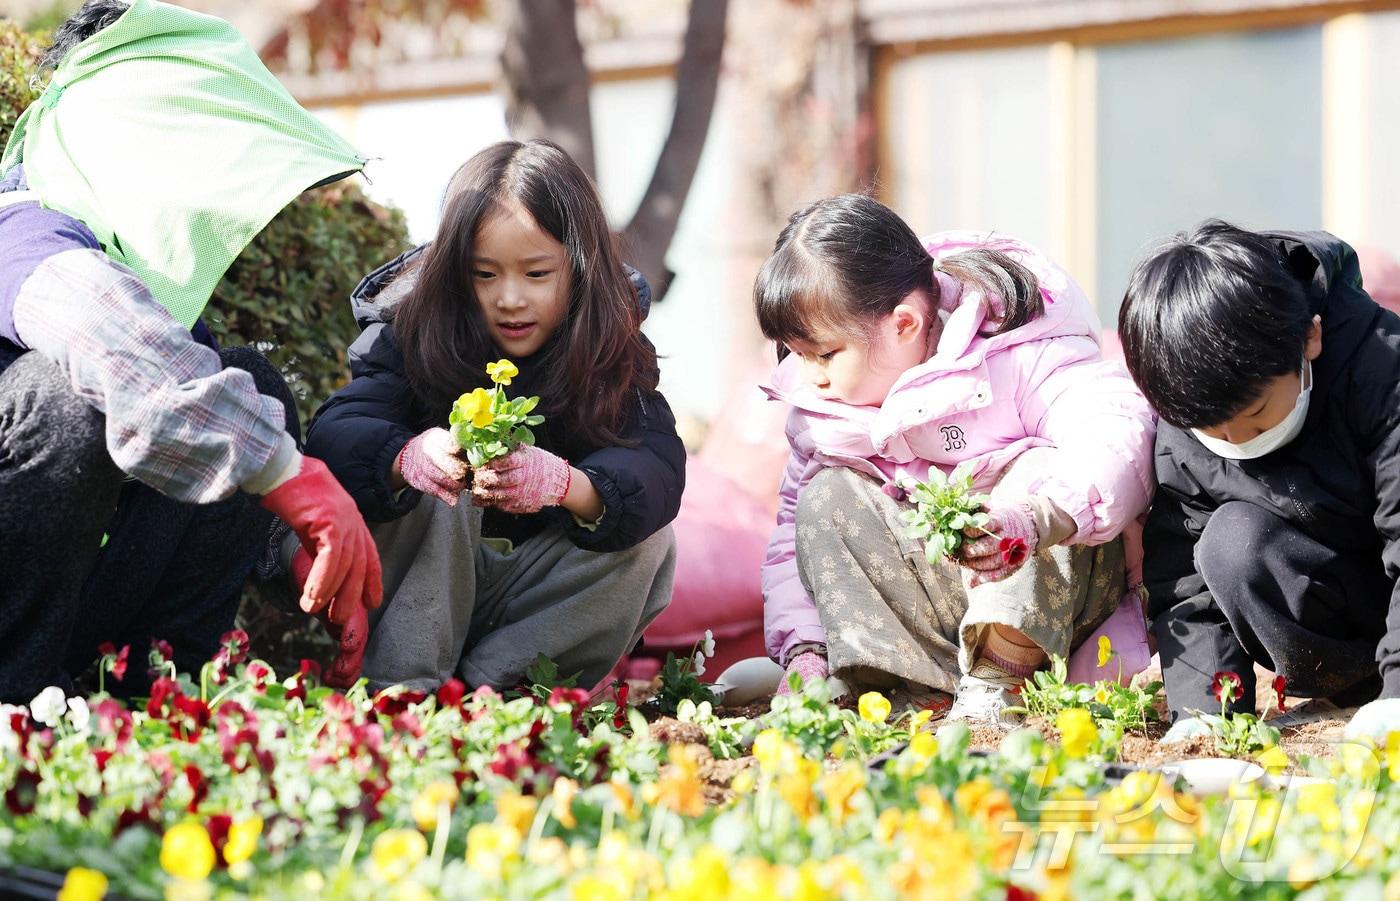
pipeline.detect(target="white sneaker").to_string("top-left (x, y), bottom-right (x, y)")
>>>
top-left (947, 661), bottom-right (1025, 728)
top-left (1158, 716), bottom-right (1211, 745)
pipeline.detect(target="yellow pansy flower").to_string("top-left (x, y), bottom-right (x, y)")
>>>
top-left (495, 790), bottom-right (539, 837)
top-left (668, 845), bottom-right (730, 898)
top-left (1056, 707), bottom-right (1098, 759)
top-left (456, 387), bottom-right (495, 429)
top-left (777, 757), bottom-right (821, 820)
top-left (607, 777), bottom-right (639, 820)
top-left (858, 691), bottom-right (891, 724)
top-left (909, 708), bottom-right (933, 732)
top-left (655, 744), bottom-right (708, 817)
top-left (160, 821), bottom-right (216, 882)
top-left (1256, 745), bottom-right (1290, 774)
top-left (572, 874), bottom-right (626, 901)
top-left (818, 762), bottom-right (866, 825)
top-left (1386, 731), bottom-right (1400, 782)
top-left (752, 728), bottom-right (793, 773)
top-left (370, 829), bottom-right (428, 883)
top-left (411, 780), bottom-right (459, 833)
top-left (222, 816), bottom-right (262, 867)
top-left (1340, 741), bottom-right (1381, 783)
top-left (1297, 782), bottom-right (1341, 831)
top-left (552, 776), bottom-right (579, 829)
top-left (465, 822), bottom-right (521, 880)
top-left (57, 868), bottom-right (108, 901)
top-left (486, 359), bottom-right (519, 385)
top-left (1097, 635), bottom-right (1114, 668)
top-left (907, 732), bottom-right (938, 762)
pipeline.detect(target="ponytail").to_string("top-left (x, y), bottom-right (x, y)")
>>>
top-left (936, 248), bottom-right (1044, 336)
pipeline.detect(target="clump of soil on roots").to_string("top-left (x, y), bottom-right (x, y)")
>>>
top-left (648, 717), bottom-right (753, 804)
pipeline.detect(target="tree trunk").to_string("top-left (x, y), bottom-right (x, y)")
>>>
top-left (498, 0), bottom-right (595, 179)
top-left (620, 0), bottom-right (729, 302)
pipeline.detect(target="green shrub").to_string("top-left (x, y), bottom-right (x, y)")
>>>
top-left (0, 22), bottom-right (46, 153)
top-left (209, 182), bottom-right (410, 427)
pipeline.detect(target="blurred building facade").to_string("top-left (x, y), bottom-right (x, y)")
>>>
top-left (237, 0), bottom-right (1400, 421)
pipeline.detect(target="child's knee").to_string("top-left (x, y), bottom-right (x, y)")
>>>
top-left (795, 467), bottom-right (875, 527)
top-left (1195, 501), bottom-right (1279, 605)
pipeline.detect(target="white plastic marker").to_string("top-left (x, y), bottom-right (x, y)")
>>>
top-left (709, 657), bottom-right (850, 705)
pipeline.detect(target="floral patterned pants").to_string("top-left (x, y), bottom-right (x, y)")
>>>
top-left (795, 467), bottom-right (1124, 696)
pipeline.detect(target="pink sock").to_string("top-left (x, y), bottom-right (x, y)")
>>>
top-left (981, 649), bottom-right (1039, 679)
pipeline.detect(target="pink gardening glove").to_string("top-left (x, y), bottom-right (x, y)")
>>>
top-left (397, 428), bottom-right (470, 506)
top-left (959, 499), bottom-right (1039, 586)
top-left (472, 445), bottom-right (571, 514)
top-left (777, 650), bottom-right (829, 696)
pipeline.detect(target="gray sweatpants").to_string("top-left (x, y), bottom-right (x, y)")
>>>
top-left (359, 497), bottom-right (676, 693)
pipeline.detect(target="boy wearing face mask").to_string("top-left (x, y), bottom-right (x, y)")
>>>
top-left (1118, 220), bottom-right (1400, 742)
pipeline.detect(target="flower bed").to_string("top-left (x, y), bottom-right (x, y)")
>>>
top-left (2, 641), bottom-right (1399, 900)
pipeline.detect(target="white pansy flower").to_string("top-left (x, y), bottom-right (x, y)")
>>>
top-left (29, 686), bottom-right (66, 728)
top-left (66, 697), bottom-right (91, 733)
top-left (0, 704), bottom-right (24, 753)
top-left (700, 629), bottom-right (716, 658)
top-left (692, 652), bottom-right (706, 677)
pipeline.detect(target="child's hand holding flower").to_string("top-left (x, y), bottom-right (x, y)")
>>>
top-left (397, 428), bottom-right (470, 506)
top-left (472, 445), bottom-right (570, 514)
top-left (958, 499), bottom-right (1038, 585)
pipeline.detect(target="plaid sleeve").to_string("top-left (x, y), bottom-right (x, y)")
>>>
top-left (11, 248), bottom-right (290, 503)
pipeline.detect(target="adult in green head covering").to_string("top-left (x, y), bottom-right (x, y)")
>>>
top-left (0, 0), bottom-right (382, 704)
top-left (2, 0), bottom-right (366, 327)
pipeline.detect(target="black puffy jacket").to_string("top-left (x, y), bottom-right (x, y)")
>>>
top-left (305, 246), bottom-right (686, 552)
top-left (1143, 231), bottom-right (1400, 697)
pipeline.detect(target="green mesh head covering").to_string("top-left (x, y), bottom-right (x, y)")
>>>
top-left (1, 0), bottom-right (365, 327)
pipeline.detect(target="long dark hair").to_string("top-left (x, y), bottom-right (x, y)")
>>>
top-left (392, 139), bottom-right (657, 447)
top-left (754, 193), bottom-right (1044, 358)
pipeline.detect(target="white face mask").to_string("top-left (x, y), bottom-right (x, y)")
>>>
top-left (1192, 360), bottom-right (1312, 460)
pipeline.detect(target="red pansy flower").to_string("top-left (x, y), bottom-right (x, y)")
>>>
top-left (146, 676), bottom-right (182, 719)
top-left (1211, 671), bottom-right (1242, 704)
top-left (4, 769), bottom-right (39, 815)
top-left (184, 763), bottom-right (209, 812)
top-left (999, 536), bottom-right (1029, 568)
top-left (98, 642), bottom-right (130, 682)
top-left (437, 678), bottom-right (467, 709)
top-left (170, 695), bottom-right (211, 742)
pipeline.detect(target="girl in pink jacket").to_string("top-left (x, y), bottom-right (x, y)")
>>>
top-left (755, 194), bottom-right (1156, 726)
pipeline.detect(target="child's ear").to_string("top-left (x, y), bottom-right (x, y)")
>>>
top-left (890, 302), bottom-right (926, 345)
top-left (1304, 314), bottom-right (1323, 361)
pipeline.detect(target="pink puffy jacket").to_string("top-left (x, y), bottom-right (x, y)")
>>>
top-left (761, 231), bottom-right (1157, 665)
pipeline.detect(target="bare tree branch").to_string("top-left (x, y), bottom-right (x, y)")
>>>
top-left (621, 0), bottom-right (729, 302)
top-left (498, 0), bottom-right (595, 179)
